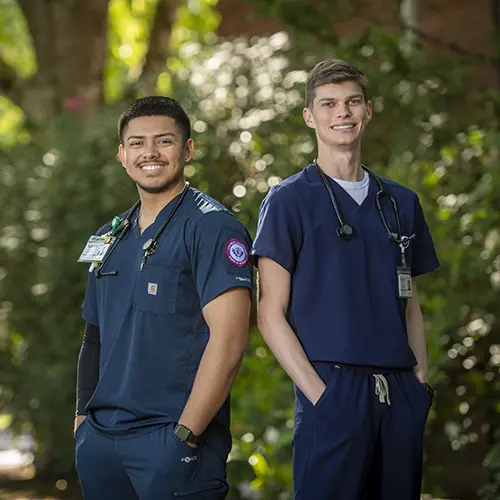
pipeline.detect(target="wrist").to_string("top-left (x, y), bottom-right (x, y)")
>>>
top-left (174, 423), bottom-right (199, 446)
top-left (413, 368), bottom-right (427, 383)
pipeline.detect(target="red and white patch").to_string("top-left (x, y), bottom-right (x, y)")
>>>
top-left (224, 239), bottom-right (249, 267)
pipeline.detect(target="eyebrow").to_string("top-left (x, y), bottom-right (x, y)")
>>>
top-left (126, 132), bottom-right (176, 141)
top-left (318, 94), bottom-right (363, 103)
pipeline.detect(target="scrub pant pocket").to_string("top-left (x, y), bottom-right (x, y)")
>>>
top-left (76, 423), bottom-right (229, 500)
top-left (292, 364), bottom-right (432, 500)
top-left (365, 370), bottom-right (432, 500)
top-left (293, 363), bottom-right (376, 500)
top-left (172, 438), bottom-right (229, 500)
top-left (123, 424), bottom-right (228, 500)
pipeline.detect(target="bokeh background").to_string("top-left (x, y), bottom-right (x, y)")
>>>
top-left (0, 0), bottom-right (499, 499)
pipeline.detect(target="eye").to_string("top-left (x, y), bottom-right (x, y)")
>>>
top-left (130, 141), bottom-right (142, 147)
top-left (322, 101), bottom-right (334, 108)
top-left (350, 98), bottom-right (362, 105)
top-left (158, 139), bottom-right (172, 145)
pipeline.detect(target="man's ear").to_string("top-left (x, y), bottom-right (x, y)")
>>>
top-left (184, 138), bottom-right (194, 163)
top-left (366, 100), bottom-right (373, 122)
top-left (303, 107), bottom-right (316, 129)
top-left (118, 144), bottom-right (126, 168)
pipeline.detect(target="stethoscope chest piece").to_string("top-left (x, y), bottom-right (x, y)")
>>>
top-left (337, 223), bottom-right (353, 240)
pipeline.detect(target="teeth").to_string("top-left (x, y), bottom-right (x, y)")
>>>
top-left (332, 124), bottom-right (355, 130)
top-left (141, 164), bottom-right (163, 171)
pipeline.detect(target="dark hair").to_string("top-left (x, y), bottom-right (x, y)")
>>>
top-left (118, 96), bottom-right (191, 144)
top-left (305, 59), bottom-right (368, 108)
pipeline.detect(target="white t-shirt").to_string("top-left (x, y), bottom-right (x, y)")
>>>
top-left (332, 169), bottom-right (369, 206)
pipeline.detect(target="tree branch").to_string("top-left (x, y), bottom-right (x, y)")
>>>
top-left (134, 0), bottom-right (182, 94)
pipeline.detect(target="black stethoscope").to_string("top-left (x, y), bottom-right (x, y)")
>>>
top-left (313, 161), bottom-right (414, 249)
top-left (96, 182), bottom-right (190, 278)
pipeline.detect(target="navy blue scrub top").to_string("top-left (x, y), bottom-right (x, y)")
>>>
top-left (82, 187), bottom-right (253, 455)
top-left (251, 164), bottom-right (439, 369)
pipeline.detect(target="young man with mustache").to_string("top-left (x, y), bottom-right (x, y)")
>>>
top-left (74, 96), bottom-right (252, 499)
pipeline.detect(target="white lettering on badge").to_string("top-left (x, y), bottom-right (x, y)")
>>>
top-left (235, 276), bottom-right (251, 283)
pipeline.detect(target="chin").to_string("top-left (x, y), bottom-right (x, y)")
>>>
top-left (137, 178), bottom-right (181, 194)
top-left (325, 139), bottom-right (357, 149)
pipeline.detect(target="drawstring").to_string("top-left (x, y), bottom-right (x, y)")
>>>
top-left (373, 374), bottom-right (391, 405)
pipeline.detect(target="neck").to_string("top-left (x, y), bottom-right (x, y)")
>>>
top-left (316, 145), bottom-right (363, 181)
top-left (138, 178), bottom-right (185, 225)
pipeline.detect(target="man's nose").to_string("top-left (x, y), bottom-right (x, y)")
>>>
top-left (143, 142), bottom-right (160, 158)
top-left (336, 103), bottom-right (352, 119)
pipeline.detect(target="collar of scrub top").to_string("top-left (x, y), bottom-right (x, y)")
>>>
top-left (95, 182), bottom-right (191, 278)
top-left (312, 160), bottom-right (414, 248)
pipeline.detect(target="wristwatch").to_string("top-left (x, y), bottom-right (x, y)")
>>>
top-left (174, 423), bottom-right (199, 445)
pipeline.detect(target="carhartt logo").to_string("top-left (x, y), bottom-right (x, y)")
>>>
top-left (181, 456), bottom-right (198, 463)
top-left (148, 283), bottom-right (158, 295)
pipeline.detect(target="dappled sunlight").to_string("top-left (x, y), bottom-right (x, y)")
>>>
top-left (0, 0), bottom-right (498, 498)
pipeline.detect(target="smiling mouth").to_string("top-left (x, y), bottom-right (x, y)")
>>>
top-left (139, 163), bottom-right (165, 172)
top-left (331, 124), bottom-right (356, 131)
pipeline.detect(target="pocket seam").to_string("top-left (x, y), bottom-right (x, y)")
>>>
top-left (312, 365), bottom-right (340, 411)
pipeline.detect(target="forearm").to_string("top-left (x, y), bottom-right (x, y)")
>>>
top-left (407, 295), bottom-right (428, 382)
top-left (75, 322), bottom-right (100, 416)
top-left (178, 336), bottom-right (244, 436)
top-left (259, 309), bottom-right (325, 404)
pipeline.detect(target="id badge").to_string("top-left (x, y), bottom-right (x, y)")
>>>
top-left (397, 266), bottom-right (412, 298)
top-left (78, 235), bottom-right (115, 263)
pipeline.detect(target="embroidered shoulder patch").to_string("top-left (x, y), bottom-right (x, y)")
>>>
top-left (224, 239), bottom-right (249, 267)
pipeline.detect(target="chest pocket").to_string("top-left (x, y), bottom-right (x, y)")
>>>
top-left (133, 261), bottom-right (180, 315)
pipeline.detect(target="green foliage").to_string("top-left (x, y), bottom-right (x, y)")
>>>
top-left (0, 0), bottom-right (36, 76)
top-left (1, 1), bottom-right (499, 498)
top-left (0, 0), bottom-right (34, 147)
top-left (106, 0), bottom-right (220, 101)
top-left (107, 0), bottom-right (160, 100)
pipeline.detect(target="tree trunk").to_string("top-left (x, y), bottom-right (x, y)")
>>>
top-left (14, 0), bottom-right (110, 122)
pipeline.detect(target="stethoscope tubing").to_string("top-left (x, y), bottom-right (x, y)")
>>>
top-left (95, 183), bottom-right (190, 278)
top-left (313, 161), bottom-right (403, 244)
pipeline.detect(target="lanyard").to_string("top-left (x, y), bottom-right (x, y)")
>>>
top-left (96, 182), bottom-right (190, 278)
top-left (313, 161), bottom-right (416, 298)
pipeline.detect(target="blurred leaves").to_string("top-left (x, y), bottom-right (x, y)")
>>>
top-left (0, 1), bottom-right (499, 499)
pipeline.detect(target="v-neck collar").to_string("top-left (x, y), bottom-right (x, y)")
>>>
top-left (132, 191), bottom-right (184, 240)
top-left (307, 163), bottom-right (377, 220)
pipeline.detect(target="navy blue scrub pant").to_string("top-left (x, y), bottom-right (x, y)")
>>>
top-left (75, 422), bottom-right (228, 499)
top-left (293, 363), bottom-right (432, 500)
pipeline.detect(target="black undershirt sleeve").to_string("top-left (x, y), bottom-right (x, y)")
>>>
top-left (75, 322), bottom-right (100, 417)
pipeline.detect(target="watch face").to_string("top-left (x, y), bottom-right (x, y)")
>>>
top-left (175, 425), bottom-right (190, 441)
